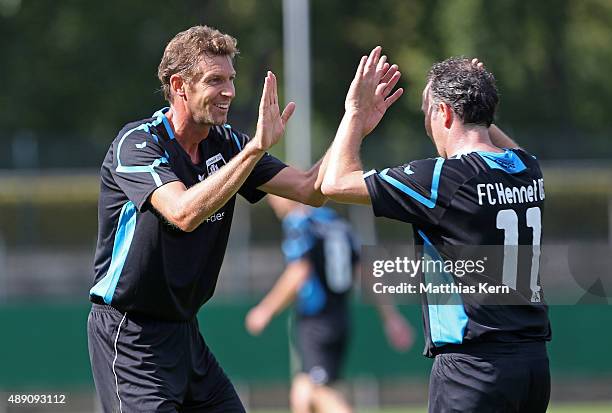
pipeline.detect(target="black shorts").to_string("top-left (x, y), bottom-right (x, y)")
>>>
top-left (87, 304), bottom-right (245, 413)
top-left (428, 342), bottom-right (550, 413)
top-left (291, 313), bottom-right (349, 385)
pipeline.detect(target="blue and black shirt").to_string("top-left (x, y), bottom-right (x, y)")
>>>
top-left (282, 207), bottom-right (359, 319)
top-left (91, 108), bottom-right (286, 321)
top-left (364, 148), bottom-right (551, 357)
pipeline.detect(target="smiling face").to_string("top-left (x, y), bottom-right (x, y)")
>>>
top-left (184, 54), bottom-right (236, 126)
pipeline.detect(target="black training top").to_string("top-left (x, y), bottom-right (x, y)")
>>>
top-left (91, 108), bottom-right (286, 321)
top-left (282, 207), bottom-right (359, 319)
top-left (365, 148), bottom-right (551, 357)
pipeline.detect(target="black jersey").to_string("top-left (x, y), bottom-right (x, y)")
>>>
top-left (282, 207), bottom-right (359, 318)
top-left (364, 148), bottom-right (551, 357)
top-left (91, 107), bottom-right (286, 321)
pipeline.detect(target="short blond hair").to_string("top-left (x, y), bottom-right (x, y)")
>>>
top-left (157, 25), bottom-right (239, 102)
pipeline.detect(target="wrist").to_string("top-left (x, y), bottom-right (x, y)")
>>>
top-left (342, 110), bottom-right (369, 137)
top-left (245, 138), bottom-right (267, 157)
top-left (343, 109), bottom-right (363, 122)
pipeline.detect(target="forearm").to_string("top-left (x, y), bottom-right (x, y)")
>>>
top-left (174, 142), bottom-right (264, 231)
top-left (257, 157), bottom-right (328, 207)
top-left (302, 155), bottom-right (328, 206)
top-left (489, 124), bottom-right (519, 149)
top-left (257, 264), bottom-right (308, 316)
top-left (313, 147), bottom-right (331, 194)
top-left (329, 111), bottom-right (365, 177)
top-left (321, 111), bottom-right (370, 204)
top-left (376, 301), bottom-right (401, 320)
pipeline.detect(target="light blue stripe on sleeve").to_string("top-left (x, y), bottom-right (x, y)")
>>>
top-left (90, 201), bottom-right (137, 304)
top-left (378, 158), bottom-right (444, 208)
top-left (115, 123), bottom-right (169, 187)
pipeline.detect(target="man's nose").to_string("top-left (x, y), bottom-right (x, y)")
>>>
top-left (221, 83), bottom-right (235, 98)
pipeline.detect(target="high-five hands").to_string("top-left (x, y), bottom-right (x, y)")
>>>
top-left (345, 46), bottom-right (404, 137)
top-left (253, 71), bottom-right (296, 151)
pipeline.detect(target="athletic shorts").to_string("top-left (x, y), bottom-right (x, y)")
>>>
top-left (87, 304), bottom-right (245, 413)
top-left (428, 341), bottom-right (550, 413)
top-left (291, 313), bottom-right (349, 385)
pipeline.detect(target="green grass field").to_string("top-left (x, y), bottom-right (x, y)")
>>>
top-left (253, 403), bottom-right (612, 413)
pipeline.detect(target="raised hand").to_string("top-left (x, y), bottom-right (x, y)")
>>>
top-left (344, 46), bottom-right (404, 136)
top-left (253, 71), bottom-right (296, 151)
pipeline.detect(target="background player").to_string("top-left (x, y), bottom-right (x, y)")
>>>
top-left (245, 195), bottom-right (413, 413)
top-left (321, 48), bottom-right (551, 412)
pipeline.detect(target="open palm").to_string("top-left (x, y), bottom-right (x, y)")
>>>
top-left (345, 46), bottom-right (403, 136)
top-left (254, 71), bottom-right (296, 151)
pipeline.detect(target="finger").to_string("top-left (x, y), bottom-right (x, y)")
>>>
top-left (281, 101), bottom-right (296, 125)
top-left (375, 82), bottom-right (387, 97)
top-left (259, 75), bottom-right (271, 113)
top-left (377, 54), bottom-right (387, 73)
top-left (271, 72), bottom-right (278, 106)
top-left (268, 71), bottom-right (274, 107)
top-left (384, 87), bottom-right (404, 109)
top-left (354, 56), bottom-right (367, 81)
top-left (378, 62), bottom-right (390, 81)
top-left (365, 46), bottom-right (382, 73)
top-left (268, 71), bottom-right (276, 106)
top-left (383, 71), bottom-right (402, 96)
top-left (472, 58), bottom-right (485, 70)
top-left (381, 64), bottom-right (398, 84)
top-left (263, 71), bottom-right (272, 107)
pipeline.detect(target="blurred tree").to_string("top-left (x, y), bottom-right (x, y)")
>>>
top-left (0, 0), bottom-right (610, 169)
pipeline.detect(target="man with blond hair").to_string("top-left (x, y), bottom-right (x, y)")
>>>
top-left (88, 25), bottom-right (336, 412)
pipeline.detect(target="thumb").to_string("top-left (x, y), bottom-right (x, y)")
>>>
top-left (281, 102), bottom-right (296, 125)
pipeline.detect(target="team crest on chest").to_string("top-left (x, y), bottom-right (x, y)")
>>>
top-left (205, 153), bottom-right (226, 176)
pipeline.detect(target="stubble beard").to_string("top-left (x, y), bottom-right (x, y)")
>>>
top-left (193, 107), bottom-right (226, 127)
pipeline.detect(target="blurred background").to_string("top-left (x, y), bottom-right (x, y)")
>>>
top-left (0, 0), bottom-right (611, 412)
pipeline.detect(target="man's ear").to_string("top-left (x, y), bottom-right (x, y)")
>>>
top-left (439, 102), bottom-right (453, 129)
top-left (169, 74), bottom-right (186, 99)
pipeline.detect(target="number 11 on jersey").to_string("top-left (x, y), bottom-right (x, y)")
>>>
top-left (496, 207), bottom-right (542, 302)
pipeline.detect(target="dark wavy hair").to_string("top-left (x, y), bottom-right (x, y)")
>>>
top-left (427, 57), bottom-right (498, 127)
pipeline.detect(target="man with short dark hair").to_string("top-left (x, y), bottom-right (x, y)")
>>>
top-left (322, 48), bottom-right (551, 412)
